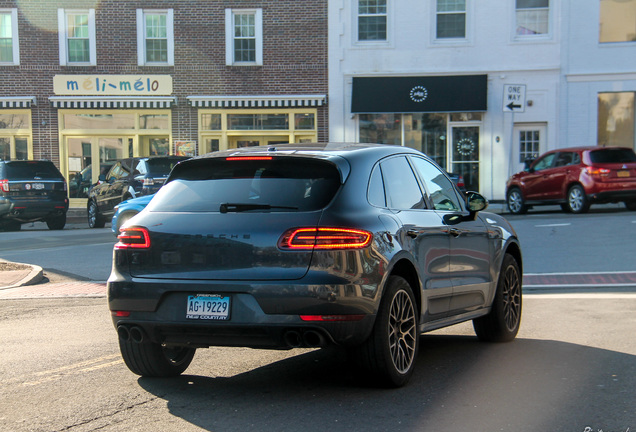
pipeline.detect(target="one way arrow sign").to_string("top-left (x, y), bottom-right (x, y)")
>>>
top-left (503, 84), bottom-right (526, 113)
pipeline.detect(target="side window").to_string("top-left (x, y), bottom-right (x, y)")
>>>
top-left (357, 0), bottom-right (387, 42)
top-left (136, 9), bottom-right (174, 66)
top-left (410, 157), bottom-right (462, 212)
top-left (532, 153), bottom-right (556, 171)
top-left (106, 163), bottom-right (122, 181)
top-left (380, 156), bottom-right (426, 210)
top-left (555, 152), bottom-right (573, 167)
top-left (368, 164), bottom-right (386, 207)
top-left (58, 9), bottom-right (96, 66)
top-left (225, 9), bottom-right (263, 66)
top-left (572, 153), bottom-right (581, 165)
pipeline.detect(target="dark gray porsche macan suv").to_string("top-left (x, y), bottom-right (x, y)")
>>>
top-left (109, 143), bottom-right (522, 387)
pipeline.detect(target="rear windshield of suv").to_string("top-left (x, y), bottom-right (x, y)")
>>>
top-left (147, 157), bottom-right (341, 212)
top-left (4, 161), bottom-right (63, 180)
top-left (589, 148), bottom-right (636, 164)
top-left (137, 158), bottom-right (188, 176)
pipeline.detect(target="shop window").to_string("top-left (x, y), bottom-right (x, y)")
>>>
top-left (0, 137), bottom-right (8, 159)
top-left (295, 113), bottom-right (315, 130)
top-left (515, 0), bottom-right (549, 37)
top-left (140, 114), bottom-right (169, 130)
top-left (225, 9), bottom-right (263, 65)
top-left (0, 112), bottom-right (28, 129)
top-left (58, 9), bottom-right (96, 65)
top-left (359, 114), bottom-right (402, 145)
top-left (357, 0), bottom-right (387, 41)
top-left (0, 8), bottom-right (19, 65)
top-left (63, 113), bottom-right (136, 129)
top-left (436, 0), bottom-right (466, 39)
top-left (136, 9), bottom-right (174, 66)
top-left (405, 113), bottom-right (448, 168)
top-left (227, 113), bottom-right (288, 130)
top-left (600, 0), bottom-right (636, 43)
top-left (519, 130), bottom-right (540, 163)
top-left (598, 92), bottom-right (635, 148)
top-left (202, 114), bottom-right (222, 130)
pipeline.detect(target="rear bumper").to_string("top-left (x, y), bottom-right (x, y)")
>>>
top-left (108, 276), bottom-right (380, 348)
top-left (0, 197), bottom-right (68, 222)
top-left (588, 188), bottom-right (636, 203)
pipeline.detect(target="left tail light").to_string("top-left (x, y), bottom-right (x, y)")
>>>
top-left (586, 167), bottom-right (610, 177)
top-left (115, 227), bottom-right (151, 249)
top-left (0, 179), bottom-right (8, 192)
top-left (278, 227), bottom-right (372, 250)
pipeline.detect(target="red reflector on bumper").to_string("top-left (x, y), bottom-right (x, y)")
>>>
top-left (300, 314), bottom-right (365, 322)
top-left (112, 311), bottom-right (130, 317)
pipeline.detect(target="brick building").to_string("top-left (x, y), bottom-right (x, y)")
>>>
top-left (0, 0), bottom-right (327, 208)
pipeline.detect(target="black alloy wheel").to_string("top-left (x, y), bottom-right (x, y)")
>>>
top-left (87, 200), bottom-right (105, 228)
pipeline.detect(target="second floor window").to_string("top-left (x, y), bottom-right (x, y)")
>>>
top-left (436, 0), bottom-right (466, 39)
top-left (515, 0), bottom-right (549, 36)
top-left (358, 0), bottom-right (387, 41)
top-left (58, 9), bottom-right (95, 65)
top-left (137, 9), bottom-right (174, 66)
top-left (225, 9), bottom-right (263, 65)
top-left (600, 0), bottom-right (636, 43)
top-left (0, 9), bottom-right (19, 65)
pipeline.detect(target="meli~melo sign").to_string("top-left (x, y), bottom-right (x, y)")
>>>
top-left (53, 75), bottom-right (173, 96)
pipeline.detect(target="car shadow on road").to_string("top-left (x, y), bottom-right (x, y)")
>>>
top-left (138, 335), bottom-right (636, 432)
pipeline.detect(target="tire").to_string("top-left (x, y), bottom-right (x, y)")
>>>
top-left (87, 200), bottom-right (105, 228)
top-left (46, 214), bottom-right (66, 230)
top-left (1, 220), bottom-right (21, 232)
top-left (566, 184), bottom-right (589, 214)
top-left (473, 254), bottom-right (522, 342)
top-left (119, 338), bottom-right (196, 377)
top-left (506, 188), bottom-right (527, 215)
top-left (625, 201), bottom-right (636, 211)
top-left (350, 275), bottom-right (419, 387)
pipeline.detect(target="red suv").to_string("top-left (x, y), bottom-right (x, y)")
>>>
top-left (506, 146), bottom-right (636, 214)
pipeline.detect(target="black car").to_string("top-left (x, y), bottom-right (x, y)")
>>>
top-left (0, 160), bottom-right (69, 231)
top-left (108, 143), bottom-right (522, 387)
top-left (87, 156), bottom-right (188, 228)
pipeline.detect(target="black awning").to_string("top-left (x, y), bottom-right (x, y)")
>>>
top-left (351, 75), bottom-right (487, 113)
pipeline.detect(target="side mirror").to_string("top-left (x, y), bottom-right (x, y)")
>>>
top-left (524, 158), bottom-right (535, 172)
top-left (466, 191), bottom-right (488, 213)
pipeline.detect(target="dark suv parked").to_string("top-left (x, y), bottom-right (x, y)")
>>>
top-left (0, 160), bottom-right (69, 231)
top-left (87, 156), bottom-right (188, 228)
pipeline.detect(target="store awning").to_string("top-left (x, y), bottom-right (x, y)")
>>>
top-left (187, 94), bottom-right (327, 108)
top-left (0, 96), bottom-right (37, 108)
top-left (49, 96), bottom-right (176, 109)
top-left (351, 75), bottom-right (487, 113)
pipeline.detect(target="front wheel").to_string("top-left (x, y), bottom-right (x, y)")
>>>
top-left (566, 185), bottom-right (589, 214)
top-left (473, 254), bottom-right (522, 342)
top-left (119, 338), bottom-right (196, 377)
top-left (87, 200), bottom-right (105, 228)
top-left (507, 188), bottom-right (527, 215)
top-left (350, 275), bottom-right (419, 387)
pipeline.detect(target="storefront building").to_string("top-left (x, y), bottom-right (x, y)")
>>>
top-left (0, 1), bottom-right (327, 208)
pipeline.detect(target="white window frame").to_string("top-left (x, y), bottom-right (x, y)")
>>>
top-left (58, 9), bottom-right (96, 66)
top-left (136, 9), bottom-right (174, 66)
top-left (356, 0), bottom-right (388, 43)
top-left (513, 0), bottom-right (551, 40)
top-left (434, 0), bottom-right (468, 41)
top-left (0, 8), bottom-right (20, 65)
top-left (225, 9), bottom-right (263, 66)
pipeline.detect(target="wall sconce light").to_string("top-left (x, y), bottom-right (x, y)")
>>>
top-left (527, 100), bottom-right (533, 107)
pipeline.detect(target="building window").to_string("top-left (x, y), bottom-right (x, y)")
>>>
top-left (515, 0), bottom-right (549, 36)
top-left (600, 0), bottom-right (636, 43)
top-left (598, 92), bottom-right (635, 148)
top-left (519, 130), bottom-right (540, 163)
top-left (58, 9), bottom-right (95, 65)
top-left (225, 9), bottom-right (263, 65)
top-left (0, 8), bottom-right (19, 65)
top-left (136, 9), bottom-right (174, 66)
top-left (357, 0), bottom-right (387, 41)
top-left (436, 0), bottom-right (466, 39)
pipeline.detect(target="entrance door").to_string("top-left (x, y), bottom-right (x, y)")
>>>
top-left (450, 126), bottom-right (480, 192)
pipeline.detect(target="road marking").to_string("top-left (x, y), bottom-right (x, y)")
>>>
top-left (534, 223), bottom-right (571, 227)
top-left (527, 293), bottom-right (636, 299)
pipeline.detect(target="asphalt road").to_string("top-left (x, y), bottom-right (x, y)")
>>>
top-left (0, 294), bottom-right (634, 432)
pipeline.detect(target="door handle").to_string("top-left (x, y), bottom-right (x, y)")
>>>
top-left (449, 228), bottom-right (461, 237)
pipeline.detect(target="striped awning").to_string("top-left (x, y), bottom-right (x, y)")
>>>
top-left (187, 94), bottom-right (327, 108)
top-left (0, 96), bottom-right (37, 108)
top-left (49, 96), bottom-right (176, 109)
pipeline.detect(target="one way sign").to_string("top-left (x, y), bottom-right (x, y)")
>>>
top-left (503, 84), bottom-right (526, 113)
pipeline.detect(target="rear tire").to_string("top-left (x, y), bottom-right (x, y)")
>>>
top-left (506, 188), bottom-right (527, 215)
top-left (119, 338), bottom-right (195, 377)
top-left (46, 214), bottom-right (66, 230)
top-left (566, 184), bottom-right (589, 214)
top-left (87, 200), bottom-right (105, 228)
top-left (473, 254), bottom-right (522, 342)
top-left (350, 275), bottom-right (419, 387)
top-left (1, 220), bottom-right (21, 231)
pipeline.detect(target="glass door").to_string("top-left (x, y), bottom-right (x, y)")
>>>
top-left (450, 126), bottom-right (480, 192)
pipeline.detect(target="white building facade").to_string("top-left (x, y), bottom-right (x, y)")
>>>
top-left (329, 0), bottom-right (636, 201)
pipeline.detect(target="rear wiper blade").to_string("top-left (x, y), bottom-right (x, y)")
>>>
top-left (219, 203), bottom-right (298, 213)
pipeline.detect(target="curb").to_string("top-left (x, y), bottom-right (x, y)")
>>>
top-left (0, 259), bottom-right (44, 290)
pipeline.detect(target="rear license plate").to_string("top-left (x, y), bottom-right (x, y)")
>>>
top-left (186, 294), bottom-right (230, 320)
top-left (617, 170), bottom-right (630, 178)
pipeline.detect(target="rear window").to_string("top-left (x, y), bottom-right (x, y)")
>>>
top-left (147, 157), bottom-right (341, 212)
top-left (138, 158), bottom-right (188, 176)
top-left (589, 148), bottom-right (636, 163)
top-left (4, 161), bottom-right (63, 180)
